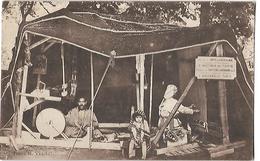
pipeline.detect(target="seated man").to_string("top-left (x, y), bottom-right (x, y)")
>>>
top-left (64, 97), bottom-right (102, 138)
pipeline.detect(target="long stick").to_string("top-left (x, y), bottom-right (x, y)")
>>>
top-left (152, 77), bottom-right (197, 146)
top-left (149, 55), bottom-right (154, 127)
top-left (234, 78), bottom-right (253, 113)
top-left (89, 52), bottom-right (94, 149)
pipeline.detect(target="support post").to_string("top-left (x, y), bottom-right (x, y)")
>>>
top-left (13, 33), bottom-right (30, 138)
top-left (149, 55), bottom-right (154, 127)
top-left (139, 55), bottom-right (145, 111)
top-left (17, 65), bottom-right (29, 138)
top-left (216, 44), bottom-right (230, 144)
top-left (89, 52), bottom-right (94, 148)
top-left (32, 74), bottom-right (41, 127)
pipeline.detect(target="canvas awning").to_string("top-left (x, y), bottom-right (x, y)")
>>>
top-left (22, 9), bottom-right (238, 58)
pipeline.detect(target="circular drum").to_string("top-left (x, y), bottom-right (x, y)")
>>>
top-left (36, 108), bottom-right (65, 138)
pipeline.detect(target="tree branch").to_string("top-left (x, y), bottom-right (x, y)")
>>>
top-left (23, 2), bottom-right (35, 19)
top-left (39, 2), bottom-right (50, 14)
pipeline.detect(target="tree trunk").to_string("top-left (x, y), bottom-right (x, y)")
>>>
top-left (200, 2), bottom-right (211, 27)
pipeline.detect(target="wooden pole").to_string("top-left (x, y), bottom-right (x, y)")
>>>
top-left (149, 55), bottom-right (154, 127)
top-left (152, 77), bottom-right (197, 146)
top-left (136, 73), bottom-right (140, 109)
top-left (139, 55), bottom-right (145, 111)
top-left (216, 44), bottom-right (230, 144)
top-left (14, 33), bottom-right (30, 138)
top-left (89, 52), bottom-right (94, 148)
top-left (32, 74), bottom-right (41, 127)
top-left (17, 65), bottom-right (29, 138)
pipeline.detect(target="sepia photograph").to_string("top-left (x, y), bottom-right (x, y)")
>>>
top-left (0, 1), bottom-right (255, 160)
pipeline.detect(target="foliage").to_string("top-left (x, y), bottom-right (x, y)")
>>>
top-left (67, 1), bottom-right (255, 38)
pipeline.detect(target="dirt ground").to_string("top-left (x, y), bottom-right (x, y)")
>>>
top-left (0, 143), bottom-right (253, 160)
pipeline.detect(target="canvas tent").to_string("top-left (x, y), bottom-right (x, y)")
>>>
top-left (1, 8), bottom-right (253, 157)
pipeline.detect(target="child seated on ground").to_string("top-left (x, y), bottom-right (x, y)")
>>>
top-left (128, 110), bottom-right (150, 160)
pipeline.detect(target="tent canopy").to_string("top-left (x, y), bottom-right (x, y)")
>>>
top-left (22, 9), bottom-right (237, 58)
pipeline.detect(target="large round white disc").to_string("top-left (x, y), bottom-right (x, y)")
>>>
top-left (36, 108), bottom-right (65, 138)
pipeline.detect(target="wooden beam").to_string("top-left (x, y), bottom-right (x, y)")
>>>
top-left (207, 43), bottom-right (218, 56)
top-left (210, 148), bottom-right (234, 158)
top-left (41, 41), bottom-right (56, 53)
top-left (216, 44), bottom-right (230, 144)
top-left (0, 136), bottom-right (10, 144)
top-left (20, 138), bottom-right (120, 150)
top-left (156, 143), bottom-right (200, 155)
top-left (19, 93), bottom-right (61, 102)
top-left (235, 78), bottom-right (253, 113)
top-left (23, 99), bottom-right (44, 112)
top-left (99, 123), bottom-right (129, 128)
top-left (207, 140), bottom-right (246, 153)
top-left (152, 77), bottom-right (197, 146)
top-left (17, 65), bottom-right (29, 138)
top-left (22, 123), bottom-right (40, 139)
top-left (29, 37), bottom-right (50, 50)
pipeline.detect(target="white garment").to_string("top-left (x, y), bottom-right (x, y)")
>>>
top-left (159, 97), bottom-right (193, 118)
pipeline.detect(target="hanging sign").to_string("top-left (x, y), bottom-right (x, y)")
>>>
top-left (195, 56), bottom-right (236, 80)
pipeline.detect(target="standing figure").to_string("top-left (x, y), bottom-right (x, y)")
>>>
top-left (64, 97), bottom-right (102, 138)
top-left (128, 110), bottom-right (150, 160)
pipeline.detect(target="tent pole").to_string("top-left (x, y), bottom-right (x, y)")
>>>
top-left (140, 55), bottom-right (145, 111)
top-left (16, 67), bottom-right (28, 137)
top-left (32, 74), bottom-right (41, 127)
top-left (149, 55), bottom-right (154, 127)
top-left (14, 33), bottom-right (30, 138)
top-left (136, 73), bottom-right (140, 109)
top-left (89, 52), bottom-right (94, 149)
top-left (216, 44), bottom-right (230, 144)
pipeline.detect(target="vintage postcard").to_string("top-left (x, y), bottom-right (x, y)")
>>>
top-left (0, 1), bottom-right (255, 160)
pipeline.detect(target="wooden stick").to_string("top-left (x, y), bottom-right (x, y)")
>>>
top-left (90, 52), bottom-right (94, 149)
top-left (207, 43), bottom-right (218, 57)
top-left (216, 44), bottom-right (230, 144)
top-left (152, 76), bottom-right (197, 146)
top-left (29, 37), bottom-right (50, 50)
top-left (41, 41), bottom-right (56, 53)
top-left (234, 78), bottom-right (253, 113)
top-left (22, 122), bottom-right (39, 139)
top-left (23, 99), bottom-right (45, 112)
top-left (19, 93), bottom-right (61, 102)
top-left (149, 55), bottom-right (154, 127)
